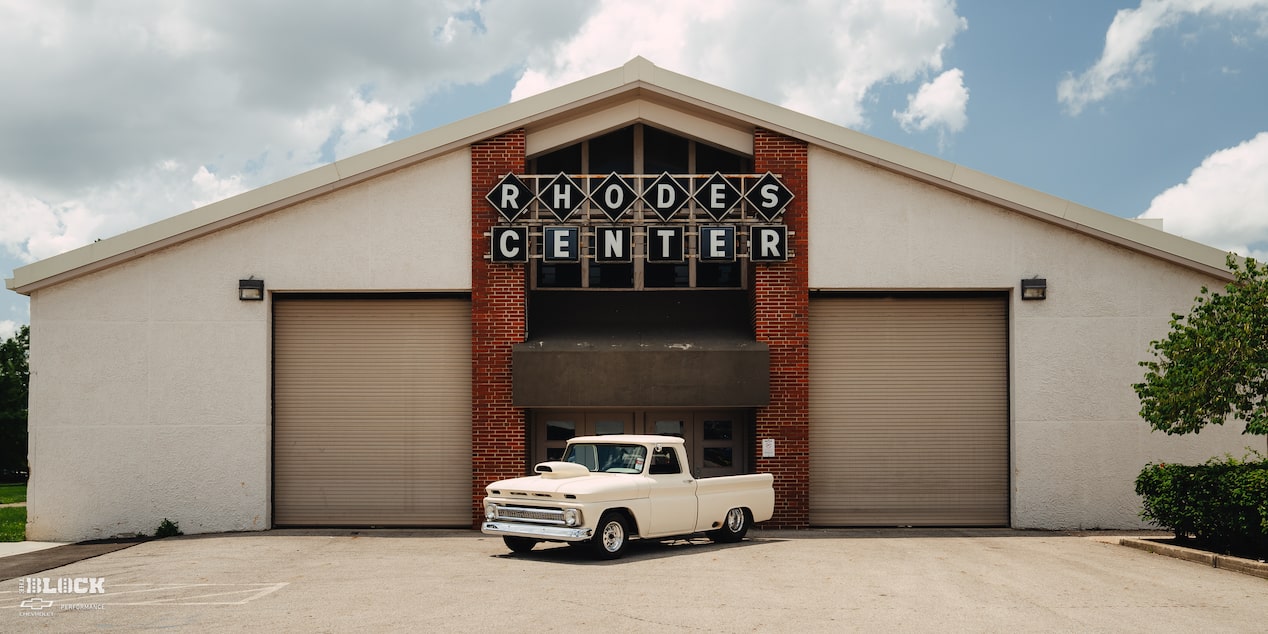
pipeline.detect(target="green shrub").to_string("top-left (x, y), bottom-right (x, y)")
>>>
top-left (155, 518), bottom-right (182, 538)
top-left (1136, 454), bottom-right (1268, 553)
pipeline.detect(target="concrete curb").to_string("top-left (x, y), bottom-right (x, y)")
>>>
top-left (1120, 537), bottom-right (1268, 580)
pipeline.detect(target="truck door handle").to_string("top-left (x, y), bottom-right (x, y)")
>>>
top-left (683, 479), bottom-right (694, 484)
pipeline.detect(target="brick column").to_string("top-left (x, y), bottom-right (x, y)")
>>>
top-left (752, 129), bottom-right (810, 528)
top-left (470, 130), bottom-right (527, 527)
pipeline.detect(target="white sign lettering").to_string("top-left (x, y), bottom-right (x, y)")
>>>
top-left (485, 172), bottom-right (795, 263)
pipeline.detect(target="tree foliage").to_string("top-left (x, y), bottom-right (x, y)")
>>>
top-left (1135, 255), bottom-right (1267, 436)
top-left (0, 325), bottom-right (29, 478)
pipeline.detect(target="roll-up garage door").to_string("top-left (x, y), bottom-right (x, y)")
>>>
top-left (274, 296), bottom-right (471, 526)
top-left (809, 294), bottom-right (1008, 526)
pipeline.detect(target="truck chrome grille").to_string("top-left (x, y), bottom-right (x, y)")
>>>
top-left (496, 505), bottom-right (565, 525)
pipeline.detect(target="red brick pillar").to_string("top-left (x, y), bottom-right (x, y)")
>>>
top-left (752, 129), bottom-right (809, 528)
top-left (470, 130), bottom-right (527, 527)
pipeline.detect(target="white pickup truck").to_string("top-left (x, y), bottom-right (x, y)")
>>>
top-left (481, 434), bottom-right (775, 559)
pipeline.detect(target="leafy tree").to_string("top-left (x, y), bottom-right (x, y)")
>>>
top-left (0, 325), bottom-right (29, 479)
top-left (1135, 255), bottom-right (1267, 436)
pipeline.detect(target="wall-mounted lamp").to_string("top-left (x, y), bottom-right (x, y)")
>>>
top-left (238, 278), bottom-right (265, 301)
top-left (1020, 277), bottom-right (1047, 300)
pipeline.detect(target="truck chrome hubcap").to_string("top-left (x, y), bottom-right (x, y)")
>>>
top-left (602, 521), bottom-right (624, 551)
top-left (726, 508), bottom-right (744, 532)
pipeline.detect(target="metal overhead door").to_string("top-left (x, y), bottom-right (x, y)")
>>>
top-left (273, 296), bottom-right (471, 526)
top-left (809, 294), bottom-right (1008, 526)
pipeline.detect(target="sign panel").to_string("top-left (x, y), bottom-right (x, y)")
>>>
top-left (486, 174), bottom-right (533, 222)
top-left (699, 226), bottom-right (736, 262)
top-left (490, 226), bottom-right (530, 263)
top-left (538, 173), bottom-right (585, 221)
top-left (542, 226), bottom-right (579, 262)
top-left (693, 172), bottom-right (742, 221)
top-left (749, 225), bottom-right (789, 262)
top-left (594, 226), bottom-right (632, 263)
top-left (592, 173), bottom-right (638, 221)
top-left (745, 172), bottom-right (795, 221)
top-left (645, 172), bottom-right (691, 221)
top-left (647, 226), bottom-right (685, 262)
top-left (483, 172), bottom-right (796, 264)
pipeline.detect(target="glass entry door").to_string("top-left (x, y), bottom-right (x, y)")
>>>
top-left (532, 410), bottom-right (635, 464)
top-left (642, 410), bottom-right (746, 478)
top-left (530, 409), bottom-right (749, 477)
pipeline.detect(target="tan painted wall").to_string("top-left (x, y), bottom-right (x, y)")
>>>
top-left (26, 149), bottom-right (471, 542)
top-left (808, 146), bottom-right (1255, 529)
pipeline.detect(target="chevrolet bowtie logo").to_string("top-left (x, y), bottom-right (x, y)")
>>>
top-left (20, 597), bottom-right (55, 610)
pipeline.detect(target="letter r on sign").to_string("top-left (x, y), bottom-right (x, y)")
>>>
top-left (749, 226), bottom-right (788, 262)
top-left (500, 184), bottom-right (521, 209)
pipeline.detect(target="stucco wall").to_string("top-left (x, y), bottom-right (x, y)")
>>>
top-left (807, 146), bottom-right (1257, 529)
top-left (26, 149), bottom-right (471, 542)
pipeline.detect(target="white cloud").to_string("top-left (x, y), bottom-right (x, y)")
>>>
top-left (335, 92), bottom-right (404, 159)
top-left (1139, 131), bottom-right (1268, 259)
top-left (0, 320), bottom-right (17, 341)
top-left (893, 68), bottom-right (969, 146)
top-left (511, 0), bottom-right (968, 129)
top-left (0, 0), bottom-right (593, 262)
top-left (1059, 0), bottom-right (1268, 115)
top-left (0, 1), bottom-right (969, 267)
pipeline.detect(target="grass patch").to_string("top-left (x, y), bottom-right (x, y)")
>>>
top-left (0, 483), bottom-right (27, 504)
top-left (0, 506), bottom-right (25, 541)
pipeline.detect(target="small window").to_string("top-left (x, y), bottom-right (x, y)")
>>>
top-left (644, 126), bottom-right (689, 174)
top-left (537, 263), bottom-right (582, 288)
top-left (588, 126), bottom-right (635, 174)
top-left (649, 446), bottom-right (682, 475)
top-left (696, 142), bottom-right (750, 173)
top-left (697, 262), bottom-right (742, 288)
top-left (533, 144), bottom-right (583, 174)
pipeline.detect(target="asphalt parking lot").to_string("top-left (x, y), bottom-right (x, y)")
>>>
top-left (1, 528), bottom-right (1266, 632)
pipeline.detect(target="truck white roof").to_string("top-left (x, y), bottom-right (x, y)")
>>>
top-left (567, 434), bottom-right (686, 446)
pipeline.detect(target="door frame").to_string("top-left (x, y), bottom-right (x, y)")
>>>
top-left (529, 408), bottom-right (752, 477)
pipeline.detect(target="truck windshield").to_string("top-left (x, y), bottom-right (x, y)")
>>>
top-left (562, 443), bottom-right (647, 474)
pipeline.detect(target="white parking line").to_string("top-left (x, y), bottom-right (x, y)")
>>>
top-left (0, 582), bottom-right (288, 607)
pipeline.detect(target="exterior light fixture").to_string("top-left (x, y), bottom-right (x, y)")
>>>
top-left (238, 278), bottom-right (265, 301)
top-left (1020, 277), bottom-right (1047, 301)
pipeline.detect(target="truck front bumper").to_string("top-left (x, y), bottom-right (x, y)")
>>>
top-left (482, 522), bottom-right (593, 542)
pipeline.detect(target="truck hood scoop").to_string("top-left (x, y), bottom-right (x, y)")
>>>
top-left (534, 461), bottom-right (591, 479)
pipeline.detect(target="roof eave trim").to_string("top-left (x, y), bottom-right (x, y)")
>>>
top-left (5, 56), bottom-right (1236, 292)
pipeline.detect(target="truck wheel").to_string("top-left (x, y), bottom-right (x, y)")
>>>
top-left (710, 507), bottom-right (749, 543)
top-left (503, 536), bottom-right (538, 553)
top-left (590, 513), bottom-right (629, 560)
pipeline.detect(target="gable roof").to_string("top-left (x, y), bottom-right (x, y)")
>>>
top-left (5, 57), bottom-right (1233, 294)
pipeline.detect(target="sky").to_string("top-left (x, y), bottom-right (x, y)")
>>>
top-left (1, 0), bottom-right (1266, 339)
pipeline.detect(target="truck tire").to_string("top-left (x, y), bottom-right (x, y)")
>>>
top-left (710, 507), bottom-right (749, 543)
top-left (589, 512), bottom-right (630, 560)
top-left (503, 536), bottom-right (538, 553)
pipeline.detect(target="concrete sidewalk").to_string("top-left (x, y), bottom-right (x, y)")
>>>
top-left (0, 541), bottom-right (66, 559)
top-left (2, 528), bottom-right (1266, 632)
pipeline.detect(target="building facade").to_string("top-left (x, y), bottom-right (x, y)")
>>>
top-left (7, 59), bottom-right (1252, 542)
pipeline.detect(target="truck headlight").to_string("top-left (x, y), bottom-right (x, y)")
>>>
top-left (485, 505), bottom-right (498, 521)
top-left (563, 508), bottom-right (579, 526)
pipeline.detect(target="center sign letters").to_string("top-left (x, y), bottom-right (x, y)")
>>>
top-left (486, 172), bottom-right (794, 264)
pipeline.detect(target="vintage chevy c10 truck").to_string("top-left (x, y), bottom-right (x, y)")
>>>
top-left (482, 434), bottom-right (775, 559)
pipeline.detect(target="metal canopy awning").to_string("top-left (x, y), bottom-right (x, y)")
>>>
top-left (512, 336), bottom-right (769, 408)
